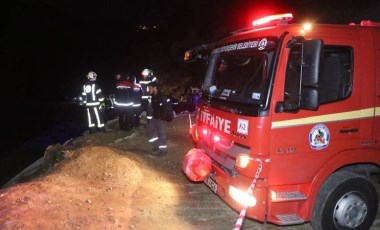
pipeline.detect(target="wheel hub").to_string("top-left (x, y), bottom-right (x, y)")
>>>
top-left (333, 192), bottom-right (367, 228)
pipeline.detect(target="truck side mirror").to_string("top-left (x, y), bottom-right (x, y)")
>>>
top-left (300, 88), bottom-right (319, 110)
top-left (302, 40), bottom-right (323, 86)
top-left (299, 40), bottom-right (322, 110)
top-left (277, 38), bottom-right (322, 113)
top-left (184, 43), bottom-right (215, 63)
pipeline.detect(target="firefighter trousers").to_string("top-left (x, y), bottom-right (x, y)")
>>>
top-left (116, 106), bottom-right (133, 131)
top-left (146, 118), bottom-right (168, 154)
top-left (86, 106), bottom-right (105, 133)
top-left (141, 99), bottom-right (153, 122)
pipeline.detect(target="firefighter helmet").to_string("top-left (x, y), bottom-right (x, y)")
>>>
top-left (115, 73), bottom-right (122, 81)
top-left (141, 68), bottom-right (153, 77)
top-left (87, 71), bottom-right (97, 80)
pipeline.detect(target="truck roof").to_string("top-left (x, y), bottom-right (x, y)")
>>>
top-left (217, 16), bottom-right (380, 46)
top-left (184, 14), bottom-right (380, 62)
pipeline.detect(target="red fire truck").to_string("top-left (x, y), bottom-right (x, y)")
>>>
top-left (182, 13), bottom-right (380, 229)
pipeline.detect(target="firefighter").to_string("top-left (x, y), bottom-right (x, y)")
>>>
top-left (82, 71), bottom-right (106, 133)
top-left (139, 68), bottom-right (158, 124)
top-left (108, 73), bottom-right (123, 109)
top-left (145, 81), bottom-right (173, 157)
top-left (131, 75), bottom-right (143, 128)
top-left (114, 74), bottom-right (134, 131)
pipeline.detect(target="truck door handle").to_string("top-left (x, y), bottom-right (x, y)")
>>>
top-left (339, 128), bottom-right (359, 134)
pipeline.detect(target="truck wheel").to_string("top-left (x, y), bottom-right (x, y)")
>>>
top-left (311, 171), bottom-right (377, 230)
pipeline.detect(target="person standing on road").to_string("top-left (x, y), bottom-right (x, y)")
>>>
top-left (131, 75), bottom-right (143, 128)
top-left (146, 81), bottom-right (174, 157)
top-left (114, 74), bottom-right (134, 131)
top-left (82, 71), bottom-right (106, 133)
top-left (108, 73), bottom-right (123, 109)
top-left (139, 68), bottom-right (158, 124)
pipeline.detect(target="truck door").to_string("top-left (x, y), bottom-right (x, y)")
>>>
top-left (313, 45), bottom-right (374, 152)
top-left (374, 31), bottom-right (380, 147)
top-left (270, 42), bottom-right (375, 184)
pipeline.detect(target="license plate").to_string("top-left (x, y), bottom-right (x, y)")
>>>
top-left (204, 176), bottom-right (217, 193)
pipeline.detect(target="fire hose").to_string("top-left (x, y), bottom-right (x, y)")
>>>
top-left (233, 158), bottom-right (269, 230)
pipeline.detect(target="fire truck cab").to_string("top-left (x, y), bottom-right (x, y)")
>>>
top-left (183, 13), bottom-right (380, 229)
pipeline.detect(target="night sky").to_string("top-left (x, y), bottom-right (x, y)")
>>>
top-left (2, 0), bottom-right (380, 102)
top-left (1, 0), bottom-right (380, 187)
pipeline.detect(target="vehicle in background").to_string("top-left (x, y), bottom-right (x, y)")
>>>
top-left (186, 87), bottom-right (202, 112)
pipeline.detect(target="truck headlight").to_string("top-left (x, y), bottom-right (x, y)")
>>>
top-left (229, 185), bottom-right (257, 207)
top-left (236, 154), bottom-right (250, 168)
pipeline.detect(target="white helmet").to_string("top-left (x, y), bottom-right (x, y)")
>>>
top-left (87, 71), bottom-right (97, 80)
top-left (141, 68), bottom-right (153, 77)
top-left (115, 73), bottom-right (122, 81)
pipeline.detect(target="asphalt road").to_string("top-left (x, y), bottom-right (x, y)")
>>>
top-left (179, 175), bottom-right (380, 230)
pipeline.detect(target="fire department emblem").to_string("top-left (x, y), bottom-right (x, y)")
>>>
top-left (309, 124), bottom-right (330, 150)
top-left (258, 38), bottom-right (267, 50)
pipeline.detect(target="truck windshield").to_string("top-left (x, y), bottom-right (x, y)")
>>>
top-left (204, 51), bottom-right (272, 107)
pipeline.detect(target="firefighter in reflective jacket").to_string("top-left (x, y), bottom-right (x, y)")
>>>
top-left (82, 71), bottom-right (106, 133)
top-left (139, 68), bottom-right (157, 123)
top-left (114, 74), bottom-right (134, 131)
top-left (131, 76), bottom-right (143, 128)
top-left (146, 81), bottom-right (174, 157)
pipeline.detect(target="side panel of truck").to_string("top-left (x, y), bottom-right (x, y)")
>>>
top-left (374, 30), bottom-right (380, 147)
top-left (183, 18), bottom-right (380, 227)
top-left (268, 28), bottom-right (378, 221)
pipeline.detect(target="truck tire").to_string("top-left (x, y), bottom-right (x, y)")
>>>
top-left (311, 171), bottom-right (378, 230)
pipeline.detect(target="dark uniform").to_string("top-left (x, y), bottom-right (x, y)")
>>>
top-left (146, 81), bottom-right (173, 156)
top-left (114, 78), bottom-right (134, 131)
top-left (132, 77), bottom-right (143, 127)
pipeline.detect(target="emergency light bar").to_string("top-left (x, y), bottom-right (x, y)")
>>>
top-left (252, 13), bottom-right (293, 27)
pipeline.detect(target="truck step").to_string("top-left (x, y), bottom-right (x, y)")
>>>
top-left (272, 191), bottom-right (307, 202)
top-left (276, 214), bottom-right (305, 225)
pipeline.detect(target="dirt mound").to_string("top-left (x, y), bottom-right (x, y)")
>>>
top-left (57, 146), bottom-right (143, 185)
top-left (0, 130), bottom-right (198, 230)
